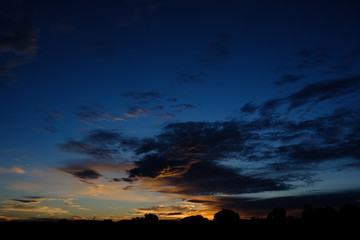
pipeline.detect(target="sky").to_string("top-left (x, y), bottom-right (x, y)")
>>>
top-left (1, 0), bottom-right (360, 221)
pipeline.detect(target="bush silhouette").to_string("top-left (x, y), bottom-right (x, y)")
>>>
top-left (213, 209), bottom-right (239, 224)
top-left (181, 215), bottom-right (209, 224)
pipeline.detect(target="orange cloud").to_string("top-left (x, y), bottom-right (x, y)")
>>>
top-left (0, 166), bottom-right (25, 174)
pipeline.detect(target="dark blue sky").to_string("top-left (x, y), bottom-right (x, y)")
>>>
top-left (1, 0), bottom-right (360, 220)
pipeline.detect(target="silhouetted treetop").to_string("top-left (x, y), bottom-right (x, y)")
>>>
top-left (144, 213), bottom-right (158, 222)
top-left (213, 209), bottom-right (239, 224)
top-left (267, 208), bottom-right (286, 220)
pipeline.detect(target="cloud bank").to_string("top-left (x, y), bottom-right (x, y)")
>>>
top-left (58, 74), bottom-right (360, 216)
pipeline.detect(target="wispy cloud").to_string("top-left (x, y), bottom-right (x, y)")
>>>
top-left (0, 166), bottom-right (25, 174)
top-left (124, 106), bottom-right (152, 118)
top-left (208, 33), bottom-right (231, 57)
top-left (33, 107), bottom-right (64, 133)
top-left (123, 91), bottom-right (163, 101)
top-left (0, 198), bottom-right (68, 214)
top-left (0, 1), bottom-right (38, 85)
top-left (0, 196), bottom-right (91, 217)
top-left (76, 103), bottom-right (126, 126)
top-left (200, 33), bottom-right (232, 66)
top-left (178, 71), bottom-right (205, 84)
top-left (274, 74), bottom-right (305, 86)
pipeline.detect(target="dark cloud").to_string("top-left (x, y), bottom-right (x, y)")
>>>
top-left (59, 166), bottom-right (102, 181)
top-left (166, 97), bottom-right (177, 103)
top-left (259, 98), bottom-right (285, 115)
top-left (76, 104), bottom-right (108, 122)
top-left (0, 1), bottom-right (38, 84)
top-left (0, 18), bottom-right (38, 55)
top-left (33, 108), bottom-right (63, 133)
top-left (75, 104), bottom-right (125, 125)
top-left (287, 75), bottom-right (360, 109)
top-left (192, 190), bottom-right (360, 217)
top-left (170, 104), bottom-right (197, 114)
top-left (283, 47), bottom-right (360, 77)
top-left (58, 74), bottom-right (360, 208)
top-left (171, 104), bottom-right (197, 109)
top-left (87, 42), bottom-right (117, 60)
top-left (260, 75), bottom-right (360, 113)
top-left (178, 71), bottom-right (205, 84)
top-left (292, 47), bottom-right (330, 69)
top-left (127, 121), bottom-right (290, 195)
top-left (274, 74), bottom-right (305, 86)
top-left (122, 74), bottom-right (360, 195)
top-left (122, 92), bottom-right (166, 117)
top-left (240, 101), bottom-right (258, 114)
top-left (208, 33), bottom-right (231, 57)
top-left (154, 113), bottom-right (175, 119)
top-left (124, 106), bottom-right (152, 118)
top-left (122, 91), bottom-right (163, 101)
top-left (11, 199), bottom-right (40, 204)
top-left (200, 33), bottom-right (232, 66)
top-left (124, 102), bottom-right (196, 118)
top-left (58, 129), bottom-right (138, 162)
top-left (52, 21), bottom-right (76, 33)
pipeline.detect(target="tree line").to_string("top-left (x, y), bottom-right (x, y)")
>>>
top-left (129, 204), bottom-right (360, 224)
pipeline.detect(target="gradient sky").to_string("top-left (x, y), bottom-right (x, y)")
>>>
top-left (1, 0), bottom-right (360, 221)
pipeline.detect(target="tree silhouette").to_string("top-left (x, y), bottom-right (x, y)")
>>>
top-left (144, 213), bottom-right (158, 223)
top-left (340, 204), bottom-right (360, 222)
top-left (267, 208), bottom-right (286, 221)
top-left (213, 209), bottom-right (239, 224)
top-left (302, 204), bottom-right (338, 222)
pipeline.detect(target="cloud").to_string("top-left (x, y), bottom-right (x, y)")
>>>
top-left (260, 75), bottom-right (360, 113)
top-left (33, 107), bottom-right (63, 133)
top-left (133, 204), bottom-right (198, 218)
top-left (52, 21), bottom-right (76, 33)
top-left (0, 166), bottom-right (25, 174)
top-left (60, 166), bottom-right (102, 181)
top-left (208, 33), bottom-right (231, 57)
top-left (127, 121), bottom-right (290, 195)
top-left (0, 197), bottom-right (68, 215)
top-left (199, 33), bottom-right (232, 66)
top-left (291, 47), bottom-right (330, 70)
top-left (58, 129), bottom-right (138, 162)
top-left (240, 101), bottom-right (258, 114)
top-left (154, 113), bottom-right (175, 119)
top-left (0, 1), bottom-right (38, 84)
top-left (171, 104), bottom-right (197, 110)
top-left (178, 72), bottom-right (205, 84)
top-left (281, 47), bottom-right (360, 78)
top-left (57, 74), bottom-right (360, 216)
top-left (75, 103), bottom-right (125, 125)
top-left (124, 106), bottom-right (152, 118)
top-left (274, 74), bottom-right (305, 86)
top-left (87, 42), bottom-right (118, 60)
top-left (286, 75), bottom-right (360, 110)
top-left (0, 19), bottom-right (38, 55)
top-left (124, 104), bottom-right (191, 119)
top-left (122, 92), bottom-right (169, 118)
top-left (122, 91), bottom-right (163, 101)
top-left (186, 190), bottom-right (360, 218)
top-left (0, 196), bottom-right (90, 217)
top-left (122, 74), bottom-right (360, 197)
